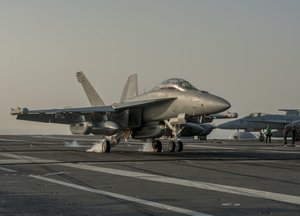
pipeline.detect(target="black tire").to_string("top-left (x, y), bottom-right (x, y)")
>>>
top-left (168, 141), bottom-right (176, 152)
top-left (152, 140), bottom-right (162, 153)
top-left (176, 140), bottom-right (183, 152)
top-left (102, 140), bottom-right (111, 153)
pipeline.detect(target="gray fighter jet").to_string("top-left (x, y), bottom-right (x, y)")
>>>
top-left (11, 73), bottom-right (231, 152)
top-left (77, 72), bottom-right (237, 143)
top-left (217, 109), bottom-right (300, 140)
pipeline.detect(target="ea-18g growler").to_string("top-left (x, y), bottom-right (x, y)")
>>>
top-left (11, 72), bottom-right (231, 153)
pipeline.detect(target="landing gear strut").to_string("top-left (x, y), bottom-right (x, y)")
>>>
top-left (164, 120), bottom-right (185, 152)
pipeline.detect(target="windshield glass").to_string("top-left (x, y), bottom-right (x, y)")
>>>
top-left (152, 78), bottom-right (201, 92)
top-left (246, 112), bottom-right (267, 118)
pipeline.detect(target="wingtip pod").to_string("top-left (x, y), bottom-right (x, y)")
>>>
top-left (76, 71), bottom-right (85, 83)
top-left (10, 107), bottom-right (29, 115)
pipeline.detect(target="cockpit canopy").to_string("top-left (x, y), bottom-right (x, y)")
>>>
top-left (246, 112), bottom-right (268, 118)
top-left (153, 78), bottom-right (207, 92)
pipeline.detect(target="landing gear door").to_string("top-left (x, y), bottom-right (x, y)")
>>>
top-left (128, 108), bottom-right (142, 128)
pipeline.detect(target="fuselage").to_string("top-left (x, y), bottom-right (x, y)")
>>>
top-left (126, 87), bottom-right (230, 122)
top-left (71, 78), bottom-right (231, 137)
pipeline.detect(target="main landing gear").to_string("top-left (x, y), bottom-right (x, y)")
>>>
top-left (98, 130), bottom-right (184, 153)
top-left (168, 140), bottom-right (183, 152)
top-left (152, 139), bottom-right (162, 152)
top-left (101, 139), bottom-right (111, 153)
top-left (100, 134), bottom-right (122, 153)
top-left (151, 139), bottom-right (183, 153)
top-left (164, 119), bottom-right (185, 153)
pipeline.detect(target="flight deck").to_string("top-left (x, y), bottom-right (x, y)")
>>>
top-left (0, 135), bottom-right (300, 216)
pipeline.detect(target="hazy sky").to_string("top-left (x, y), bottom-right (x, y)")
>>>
top-left (1, 0), bottom-right (300, 136)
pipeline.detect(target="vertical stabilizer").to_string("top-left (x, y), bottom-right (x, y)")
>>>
top-left (120, 74), bottom-right (138, 102)
top-left (76, 71), bottom-right (105, 106)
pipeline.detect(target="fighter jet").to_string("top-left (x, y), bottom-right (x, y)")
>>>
top-left (77, 72), bottom-right (237, 142)
top-left (11, 72), bottom-right (231, 153)
top-left (217, 110), bottom-right (300, 140)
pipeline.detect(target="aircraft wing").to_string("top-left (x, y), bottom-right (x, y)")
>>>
top-left (11, 106), bottom-right (115, 124)
top-left (11, 98), bottom-right (176, 124)
top-left (11, 106), bottom-right (115, 115)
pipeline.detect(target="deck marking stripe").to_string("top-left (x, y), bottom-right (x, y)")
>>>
top-left (187, 145), bottom-right (235, 150)
top-left (0, 139), bottom-right (24, 142)
top-left (0, 152), bottom-right (57, 163)
top-left (2, 152), bottom-right (300, 205)
top-left (60, 163), bottom-right (300, 205)
top-left (30, 175), bottom-right (212, 216)
top-left (0, 152), bottom-right (26, 159)
top-left (0, 166), bottom-right (18, 172)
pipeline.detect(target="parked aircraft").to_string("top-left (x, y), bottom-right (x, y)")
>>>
top-left (11, 72), bottom-right (231, 152)
top-left (217, 109), bottom-right (300, 140)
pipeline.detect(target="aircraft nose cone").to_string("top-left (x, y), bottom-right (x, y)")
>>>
top-left (217, 119), bottom-right (240, 129)
top-left (209, 96), bottom-right (231, 114)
